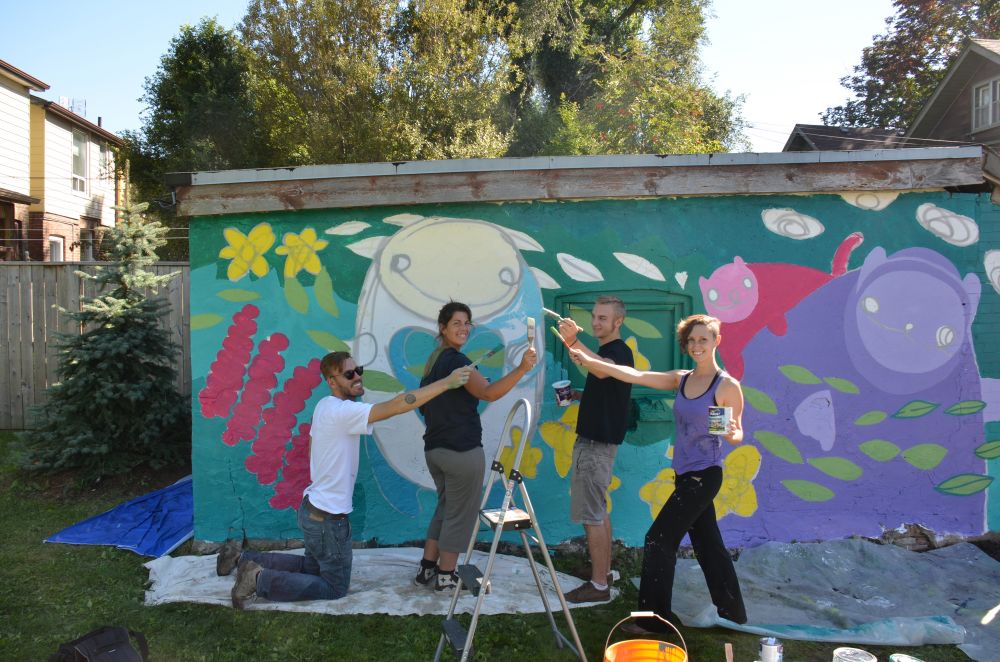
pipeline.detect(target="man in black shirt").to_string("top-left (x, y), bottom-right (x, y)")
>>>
top-left (558, 296), bottom-right (633, 603)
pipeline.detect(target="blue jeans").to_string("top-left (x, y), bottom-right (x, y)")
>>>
top-left (241, 498), bottom-right (352, 601)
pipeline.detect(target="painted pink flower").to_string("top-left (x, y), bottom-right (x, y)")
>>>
top-left (269, 422), bottom-right (312, 510)
top-left (245, 359), bottom-right (322, 485)
top-left (199, 304), bottom-right (258, 418)
top-left (221, 333), bottom-right (289, 446)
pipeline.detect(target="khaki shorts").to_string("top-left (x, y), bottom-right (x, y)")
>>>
top-left (570, 436), bottom-right (619, 525)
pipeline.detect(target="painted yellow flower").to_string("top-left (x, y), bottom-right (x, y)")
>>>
top-left (637, 445), bottom-right (761, 522)
top-left (538, 404), bottom-right (579, 477)
top-left (639, 467), bottom-right (676, 520)
top-left (219, 223), bottom-right (276, 281)
top-left (275, 227), bottom-right (328, 278)
top-left (714, 445), bottom-right (761, 518)
top-left (605, 475), bottom-right (621, 513)
top-left (624, 336), bottom-right (651, 371)
top-left (499, 427), bottom-right (543, 479)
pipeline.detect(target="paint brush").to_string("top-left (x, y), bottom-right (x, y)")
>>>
top-left (549, 325), bottom-right (569, 346)
top-left (542, 307), bottom-right (563, 321)
top-left (526, 317), bottom-right (535, 345)
top-left (469, 343), bottom-right (504, 369)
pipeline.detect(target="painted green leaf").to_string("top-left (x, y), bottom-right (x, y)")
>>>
top-left (306, 329), bottom-right (349, 352)
top-left (284, 276), bottom-right (309, 314)
top-left (807, 457), bottom-right (863, 480)
top-left (624, 317), bottom-right (662, 339)
top-left (824, 377), bottom-right (860, 395)
top-left (567, 305), bottom-right (591, 330)
top-left (753, 431), bottom-right (803, 464)
top-left (314, 268), bottom-right (339, 317)
top-left (892, 400), bottom-right (938, 418)
top-left (743, 386), bottom-right (777, 414)
top-left (935, 473), bottom-right (994, 496)
top-left (975, 439), bottom-right (1000, 460)
top-left (859, 439), bottom-right (900, 462)
top-left (902, 444), bottom-right (948, 470)
top-left (854, 410), bottom-right (887, 426)
top-left (778, 365), bottom-right (822, 384)
top-left (217, 288), bottom-right (260, 302)
top-left (364, 369), bottom-right (404, 392)
top-left (944, 400), bottom-right (986, 416)
top-left (781, 480), bottom-right (835, 502)
top-left (467, 347), bottom-right (504, 368)
top-left (191, 313), bottom-right (223, 330)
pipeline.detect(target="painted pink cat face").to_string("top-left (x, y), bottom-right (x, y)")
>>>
top-left (699, 256), bottom-right (758, 322)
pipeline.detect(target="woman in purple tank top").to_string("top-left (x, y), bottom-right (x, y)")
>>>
top-left (569, 313), bottom-right (747, 633)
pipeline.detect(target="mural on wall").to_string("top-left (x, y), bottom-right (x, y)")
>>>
top-left (188, 191), bottom-right (1000, 547)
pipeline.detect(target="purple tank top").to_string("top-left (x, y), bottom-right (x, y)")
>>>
top-left (671, 370), bottom-right (724, 475)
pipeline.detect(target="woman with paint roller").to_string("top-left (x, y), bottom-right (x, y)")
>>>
top-left (568, 313), bottom-right (748, 632)
top-left (413, 301), bottom-right (537, 591)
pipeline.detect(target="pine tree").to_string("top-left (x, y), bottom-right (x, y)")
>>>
top-left (20, 203), bottom-right (189, 479)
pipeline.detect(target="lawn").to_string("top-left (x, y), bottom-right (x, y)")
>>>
top-left (0, 430), bottom-right (973, 661)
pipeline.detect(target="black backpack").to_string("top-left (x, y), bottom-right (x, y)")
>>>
top-left (49, 626), bottom-right (149, 662)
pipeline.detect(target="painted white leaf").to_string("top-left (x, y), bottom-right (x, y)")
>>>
top-left (383, 213), bottom-right (424, 227)
top-left (325, 221), bottom-right (370, 236)
top-left (761, 208), bottom-right (825, 240)
top-left (916, 203), bottom-right (979, 247)
top-left (346, 235), bottom-right (387, 258)
top-left (557, 253), bottom-right (604, 282)
top-left (614, 252), bottom-right (665, 281)
top-left (839, 191), bottom-right (899, 211)
top-left (985, 250), bottom-right (1000, 296)
top-left (674, 271), bottom-right (688, 289)
top-left (505, 227), bottom-right (544, 252)
top-left (530, 266), bottom-right (560, 289)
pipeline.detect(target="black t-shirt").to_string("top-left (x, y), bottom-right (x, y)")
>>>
top-left (576, 338), bottom-right (633, 445)
top-left (419, 347), bottom-right (482, 452)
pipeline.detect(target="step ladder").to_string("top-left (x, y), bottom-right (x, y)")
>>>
top-left (434, 398), bottom-right (587, 662)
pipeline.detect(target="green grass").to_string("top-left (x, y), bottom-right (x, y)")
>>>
top-left (0, 430), bottom-right (972, 661)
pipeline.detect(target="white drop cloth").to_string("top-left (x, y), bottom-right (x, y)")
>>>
top-left (653, 539), bottom-right (999, 662)
top-left (144, 546), bottom-right (614, 616)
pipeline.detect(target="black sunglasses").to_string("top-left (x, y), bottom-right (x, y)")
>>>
top-left (337, 366), bottom-right (364, 380)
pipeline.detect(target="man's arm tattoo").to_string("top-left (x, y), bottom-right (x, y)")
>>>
top-left (404, 393), bottom-right (416, 404)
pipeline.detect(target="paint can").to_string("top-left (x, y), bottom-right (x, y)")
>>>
top-left (832, 647), bottom-right (877, 662)
top-left (888, 655), bottom-right (923, 662)
top-left (759, 637), bottom-right (783, 662)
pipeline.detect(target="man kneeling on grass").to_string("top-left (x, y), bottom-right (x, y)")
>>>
top-left (216, 351), bottom-right (471, 608)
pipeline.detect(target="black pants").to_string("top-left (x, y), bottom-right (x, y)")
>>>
top-left (637, 465), bottom-right (747, 631)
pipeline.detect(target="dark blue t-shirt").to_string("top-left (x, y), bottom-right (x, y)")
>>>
top-left (419, 347), bottom-right (482, 452)
top-left (576, 338), bottom-right (633, 445)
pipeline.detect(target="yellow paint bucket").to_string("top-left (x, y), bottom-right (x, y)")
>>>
top-left (604, 612), bottom-right (688, 662)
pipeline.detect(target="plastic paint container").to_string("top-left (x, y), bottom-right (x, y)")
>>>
top-left (833, 648), bottom-right (877, 662)
top-left (888, 655), bottom-right (923, 662)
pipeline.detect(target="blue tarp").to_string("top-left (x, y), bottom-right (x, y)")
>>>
top-left (46, 476), bottom-right (193, 557)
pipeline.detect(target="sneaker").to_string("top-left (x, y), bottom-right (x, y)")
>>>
top-left (564, 581), bottom-right (611, 603)
top-left (216, 540), bottom-right (242, 576)
top-left (231, 559), bottom-right (262, 609)
top-left (435, 570), bottom-right (459, 592)
top-left (414, 564), bottom-right (438, 587)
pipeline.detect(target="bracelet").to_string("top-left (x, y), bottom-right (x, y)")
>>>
top-left (570, 338), bottom-right (579, 347)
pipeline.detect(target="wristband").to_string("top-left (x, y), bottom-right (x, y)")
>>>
top-left (570, 339), bottom-right (579, 347)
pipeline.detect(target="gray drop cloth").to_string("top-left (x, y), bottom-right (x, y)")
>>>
top-left (144, 546), bottom-right (614, 616)
top-left (655, 539), bottom-right (999, 661)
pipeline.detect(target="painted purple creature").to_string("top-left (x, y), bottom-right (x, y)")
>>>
top-left (724, 246), bottom-right (992, 547)
top-left (700, 233), bottom-right (864, 379)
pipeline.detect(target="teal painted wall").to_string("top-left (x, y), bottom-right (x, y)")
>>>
top-left (189, 191), bottom-right (1000, 547)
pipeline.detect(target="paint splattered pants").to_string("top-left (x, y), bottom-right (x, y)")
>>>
top-left (637, 465), bottom-right (747, 631)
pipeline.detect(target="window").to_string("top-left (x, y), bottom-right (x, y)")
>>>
top-left (49, 235), bottom-right (64, 262)
top-left (80, 228), bottom-right (94, 261)
top-left (99, 142), bottom-right (114, 182)
top-left (72, 130), bottom-right (88, 192)
top-left (972, 78), bottom-right (1000, 131)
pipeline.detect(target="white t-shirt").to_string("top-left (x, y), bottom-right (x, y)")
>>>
top-left (303, 395), bottom-right (374, 515)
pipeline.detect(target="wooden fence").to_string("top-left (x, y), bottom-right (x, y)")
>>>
top-left (0, 262), bottom-right (190, 430)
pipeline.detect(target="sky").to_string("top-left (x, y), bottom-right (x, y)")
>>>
top-left (4, 0), bottom-right (896, 154)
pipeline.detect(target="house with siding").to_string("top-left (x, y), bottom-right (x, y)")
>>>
top-left (0, 59), bottom-right (47, 261)
top-left (28, 95), bottom-right (125, 261)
